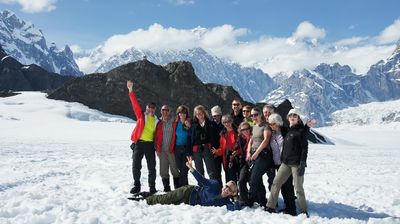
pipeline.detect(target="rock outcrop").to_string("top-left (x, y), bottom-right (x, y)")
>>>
top-left (0, 45), bottom-right (74, 91)
top-left (48, 60), bottom-right (246, 119)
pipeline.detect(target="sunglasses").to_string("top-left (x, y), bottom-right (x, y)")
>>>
top-left (240, 127), bottom-right (250, 132)
top-left (251, 113), bottom-right (259, 118)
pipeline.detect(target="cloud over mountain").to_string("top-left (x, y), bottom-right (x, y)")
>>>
top-left (75, 20), bottom-right (400, 76)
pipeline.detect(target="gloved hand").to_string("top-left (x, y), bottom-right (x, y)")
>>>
top-left (297, 161), bottom-right (307, 176)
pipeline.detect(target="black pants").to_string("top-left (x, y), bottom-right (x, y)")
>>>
top-left (174, 145), bottom-right (189, 186)
top-left (238, 164), bottom-right (250, 202)
top-left (248, 155), bottom-right (268, 206)
top-left (193, 145), bottom-right (217, 180)
top-left (213, 156), bottom-right (223, 188)
top-left (132, 141), bottom-right (156, 188)
top-left (266, 168), bottom-right (275, 191)
top-left (224, 159), bottom-right (240, 183)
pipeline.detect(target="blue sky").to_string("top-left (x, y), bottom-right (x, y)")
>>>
top-left (1, 0), bottom-right (400, 74)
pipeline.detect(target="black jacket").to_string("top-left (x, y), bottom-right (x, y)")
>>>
top-left (281, 123), bottom-right (308, 165)
top-left (231, 110), bottom-right (244, 128)
top-left (191, 119), bottom-right (218, 149)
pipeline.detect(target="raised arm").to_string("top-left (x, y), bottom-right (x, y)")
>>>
top-left (127, 80), bottom-right (143, 119)
top-left (186, 156), bottom-right (208, 186)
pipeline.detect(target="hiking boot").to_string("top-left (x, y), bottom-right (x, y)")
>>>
top-left (130, 186), bottom-right (140, 194)
top-left (162, 178), bottom-right (171, 192)
top-left (279, 208), bottom-right (297, 216)
top-left (139, 192), bottom-right (152, 199)
top-left (265, 207), bottom-right (276, 213)
top-left (149, 186), bottom-right (157, 195)
top-left (245, 197), bottom-right (255, 207)
top-left (301, 212), bottom-right (310, 218)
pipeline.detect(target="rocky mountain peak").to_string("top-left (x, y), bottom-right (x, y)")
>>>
top-left (0, 10), bottom-right (82, 76)
top-left (387, 40), bottom-right (400, 63)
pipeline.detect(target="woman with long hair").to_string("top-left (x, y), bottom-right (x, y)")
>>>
top-left (190, 105), bottom-right (218, 180)
top-left (246, 107), bottom-right (272, 208)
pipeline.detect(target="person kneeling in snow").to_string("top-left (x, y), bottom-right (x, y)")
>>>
top-left (129, 157), bottom-right (241, 211)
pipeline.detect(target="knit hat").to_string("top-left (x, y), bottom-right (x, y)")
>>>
top-left (211, 105), bottom-right (222, 116)
top-left (287, 108), bottom-right (302, 120)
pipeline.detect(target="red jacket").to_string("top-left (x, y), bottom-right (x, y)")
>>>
top-left (154, 116), bottom-right (177, 153)
top-left (216, 129), bottom-right (240, 168)
top-left (129, 91), bottom-right (158, 143)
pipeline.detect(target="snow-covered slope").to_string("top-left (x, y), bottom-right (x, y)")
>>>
top-left (0, 10), bottom-right (83, 76)
top-left (331, 99), bottom-right (400, 125)
top-left (1, 92), bottom-right (399, 223)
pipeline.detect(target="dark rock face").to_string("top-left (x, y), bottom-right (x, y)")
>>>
top-left (48, 60), bottom-right (246, 119)
top-left (0, 45), bottom-right (74, 91)
top-left (0, 90), bottom-right (20, 98)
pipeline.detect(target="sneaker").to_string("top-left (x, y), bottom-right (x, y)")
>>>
top-left (265, 207), bottom-right (276, 213)
top-left (130, 186), bottom-right (141, 194)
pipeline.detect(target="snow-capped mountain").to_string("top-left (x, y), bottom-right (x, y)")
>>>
top-left (94, 47), bottom-right (276, 102)
top-left (331, 99), bottom-right (400, 125)
top-left (0, 10), bottom-right (82, 76)
top-left (362, 42), bottom-right (400, 100)
top-left (265, 43), bottom-right (400, 125)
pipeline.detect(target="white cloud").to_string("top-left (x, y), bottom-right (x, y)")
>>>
top-left (289, 21), bottom-right (326, 45)
top-left (76, 20), bottom-right (399, 76)
top-left (69, 44), bottom-right (83, 54)
top-left (333, 36), bottom-right (369, 46)
top-left (168, 0), bottom-right (195, 5)
top-left (378, 18), bottom-right (400, 44)
top-left (0, 0), bottom-right (57, 13)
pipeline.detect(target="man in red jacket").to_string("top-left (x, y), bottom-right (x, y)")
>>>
top-left (127, 80), bottom-right (158, 194)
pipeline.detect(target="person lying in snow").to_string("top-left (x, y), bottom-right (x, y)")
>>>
top-left (129, 157), bottom-right (241, 211)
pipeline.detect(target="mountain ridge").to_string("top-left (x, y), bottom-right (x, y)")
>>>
top-left (0, 9), bottom-right (83, 76)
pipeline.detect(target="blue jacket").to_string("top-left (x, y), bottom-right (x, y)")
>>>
top-left (189, 169), bottom-right (241, 211)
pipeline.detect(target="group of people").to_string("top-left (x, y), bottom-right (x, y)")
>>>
top-left (126, 80), bottom-right (311, 217)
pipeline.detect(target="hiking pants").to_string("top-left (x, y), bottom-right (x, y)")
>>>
top-left (132, 141), bottom-right (156, 188)
top-left (146, 185), bottom-right (195, 205)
